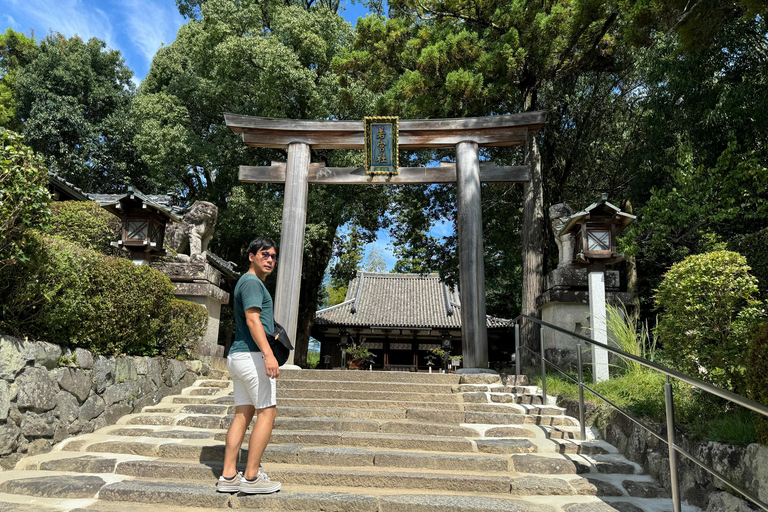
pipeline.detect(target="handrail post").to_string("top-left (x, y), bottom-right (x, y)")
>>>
top-left (514, 322), bottom-right (521, 377)
top-left (665, 376), bottom-right (681, 512)
top-left (540, 325), bottom-right (547, 405)
top-left (577, 342), bottom-right (586, 441)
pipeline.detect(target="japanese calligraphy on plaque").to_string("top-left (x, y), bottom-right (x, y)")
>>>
top-left (364, 117), bottom-right (399, 175)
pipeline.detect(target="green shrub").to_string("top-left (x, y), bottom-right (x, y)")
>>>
top-left (45, 201), bottom-right (121, 255)
top-left (0, 128), bottom-right (50, 269)
top-left (157, 299), bottom-right (208, 360)
top-left (0, 231), bottom-right (206, 358)
top-left (731, 228), bottom-right (768, 302)
top-left (747, 322), bottom-right (768, 444)
top-left (655, 251), bottom-right (765, 394)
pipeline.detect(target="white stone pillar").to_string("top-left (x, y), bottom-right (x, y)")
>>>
top-left (274, 142), bottom-right (310, 367)
top-left (588, 270), bottom-right (609, 382)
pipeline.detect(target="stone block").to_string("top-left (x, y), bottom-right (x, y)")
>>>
top-left (164, 359), bottom-right (187, 387)
top-left (622, 479), bottom-right (669, 498)
top-left (26, 341), bottom-right (62, 369)
top-left (706, 491), bottom-right (755, 512)
top-left (74, 348), bottom-right (93, 369)
top-left (16, 366), bottom-right (58, 412)
top-left (476, 438), bottom-right (538, 455)
top-left (41, 455), bottom-right (117, 473)
top-left (186, 360), bottom-right (203, 374)
top-left (79, 395), bottom-right (106, 422)
top-left (0, 380), bottom-right (10, 421)
top-left (298, 447), bottom-right (373, 467)
top-left (0, 475), bottom-right (106, 499)
top-left (459, 374), bottom-right (502, 385)
top-left (744, 443), bottom-right (768, 503)
top-left (146, 357), bottom-right (163, 387)
top-left (571, 477), bottom-right (623, 496)
top-left (20, 411), bottom-right (55, 437)
top-left (0, 335), bottom-right (30, 380)
top-left (115, 357), bottom-right (138, 383)
top-left (0, 422), bottom-right (20, 455)
top-left (508, 475), bottom-right (572, 495)
top-left (103, 402), bottom-right (132, 425)
top-left (104, 381), bottom-right (140, 407)
top-left (56, 367), bottom-right (92, 403)
top-left (381, 494), bottom-right (557, 512)
top-left (26, 438), bottom-right (52, 456)
top-left (461, 392), bottom-right (489, 403)
top-left (93, 356), bottom-right (115, 393)
top-left (54, 390), bottom-right (80, 425)
top-left (511, 454), bottom-right (578, 474)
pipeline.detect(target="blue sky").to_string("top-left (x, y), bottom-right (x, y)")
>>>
top-left (2, 0), bottom-right (374, 82)
top-left (1, 0), bottom-right (449, 272)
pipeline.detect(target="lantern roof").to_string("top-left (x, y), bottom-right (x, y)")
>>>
top-left (557, 193), bottom-right (636, 237)
top-left (99, 186), bottom-right (182, 222)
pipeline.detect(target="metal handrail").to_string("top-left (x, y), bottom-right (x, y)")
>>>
top-left (512, 313), bottom-right (768, 512)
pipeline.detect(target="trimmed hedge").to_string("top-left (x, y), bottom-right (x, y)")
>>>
top-left (0, 231), bottom-right (206, 358)
top-left (45, 201), bottom-right (121, 255)
top-left (655, 251), bottom-right (765, 395)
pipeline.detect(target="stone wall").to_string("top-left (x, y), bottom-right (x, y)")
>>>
top-left (560, 397), bottom-right (768, 511)
top-left (0, 335), bottom-right (208, 469)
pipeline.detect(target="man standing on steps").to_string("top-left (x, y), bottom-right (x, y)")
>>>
top-left (217, 237), bottom-right (282, 494)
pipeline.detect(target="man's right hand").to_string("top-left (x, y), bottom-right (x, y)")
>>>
top-left (265, 354), bottom-right (280, 379)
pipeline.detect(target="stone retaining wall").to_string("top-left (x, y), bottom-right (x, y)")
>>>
top-left (0, 335), bottom-right (208, 469)
top-left (559, 396), bottom-right (768, 511)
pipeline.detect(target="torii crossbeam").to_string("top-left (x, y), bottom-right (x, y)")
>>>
top-left (225, 112), bottom-right (546, 370)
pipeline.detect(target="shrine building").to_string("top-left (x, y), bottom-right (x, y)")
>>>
top-left (312, 272), bottom-right (514, 371)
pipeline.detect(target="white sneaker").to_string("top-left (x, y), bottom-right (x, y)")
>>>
top-left (239, 471), bottom-right (281, 494)
top-left (216, 471), bottom-right (242, 493)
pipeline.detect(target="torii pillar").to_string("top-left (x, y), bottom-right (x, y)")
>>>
top-left (225, 113), bottom-right (546, 369)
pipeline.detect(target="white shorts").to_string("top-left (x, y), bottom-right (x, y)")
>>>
top-left (227, 352), bottom-right (277, 409)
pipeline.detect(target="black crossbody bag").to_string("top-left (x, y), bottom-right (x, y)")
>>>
top-left (266, 322), bottom-right (293, 366)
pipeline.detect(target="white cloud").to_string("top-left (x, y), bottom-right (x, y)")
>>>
top-left (120, 0), bottom-right (185, 69)
top-left (4, 14), bottom-right (18, 26)
top-left (14, 0), bottom-right (117, 49)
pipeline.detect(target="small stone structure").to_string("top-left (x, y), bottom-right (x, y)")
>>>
top-left (157, 201), bottom-right (233, 359)
top-left (535, 203), bottom-right (634, 370)
top-left (164, 201), bottom-right (219, 263)
top-left (0, 335), bottom-right (207, 469)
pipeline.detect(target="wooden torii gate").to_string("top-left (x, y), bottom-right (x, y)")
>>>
top-left (225, 113), bottom-right (546, 370)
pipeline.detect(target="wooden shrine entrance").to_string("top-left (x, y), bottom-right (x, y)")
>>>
top-left (225, 113), bottom-right (546, 370)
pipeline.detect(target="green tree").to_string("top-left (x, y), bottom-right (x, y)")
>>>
top-left (134, 0), bottom-right (389, 365)
top-left (0, 128), bottom-right (50, 270)
top-left (0, 29), bottom-right (39, 131)
top-left (13, 33), bottom-right (146, 193)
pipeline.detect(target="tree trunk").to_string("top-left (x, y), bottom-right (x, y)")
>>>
top-left (521, 111), bottom-right (545, 365)
top-left (293, 238), bottom-right (334, 367)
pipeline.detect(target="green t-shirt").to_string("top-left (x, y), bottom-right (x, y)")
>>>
top-left (230, 273), bottom-right (274, 354)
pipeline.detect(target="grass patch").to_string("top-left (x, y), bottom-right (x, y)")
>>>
top-left (531, 370), bottom-right (757, 445)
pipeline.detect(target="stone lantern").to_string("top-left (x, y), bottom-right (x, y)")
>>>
top-left (558, 193), bottom-right (636, 270)
top-left (101, 186), bottom-right (180, 264)
top-left (557, 194), bottom-right (636, 382)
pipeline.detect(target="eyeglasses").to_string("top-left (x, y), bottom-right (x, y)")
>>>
top-left (260, 252), bottom-right (278, 261)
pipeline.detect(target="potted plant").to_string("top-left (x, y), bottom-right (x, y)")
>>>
top-left (347, 342), bottom-right (373, 369)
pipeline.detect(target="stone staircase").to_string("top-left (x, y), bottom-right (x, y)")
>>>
top-left (0, 369), bottom-right (699, 512)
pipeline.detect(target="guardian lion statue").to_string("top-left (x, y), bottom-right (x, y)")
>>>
top-left (165, 201), bottom-right (218, 262)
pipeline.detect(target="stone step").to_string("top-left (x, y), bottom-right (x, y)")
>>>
top-left (195, 380), bottom-right (230, 388)
top-left (112, 417), bottom-right (485, 439)
top-left (406, 408), bottom-right (575, 426)
top-left (280, 369), bottom-right (461, 384)
top-left (277, 379), bottom-right (457, 393)
top-left (276, 397), bottom-right (464, 410)
top-left (277, 388), bottom-right (463, 403)
top-left (0, 471), bottom-right (669, 507)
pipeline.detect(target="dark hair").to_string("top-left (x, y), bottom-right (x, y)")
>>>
top-left (247, 236), bottom-right (277, 256)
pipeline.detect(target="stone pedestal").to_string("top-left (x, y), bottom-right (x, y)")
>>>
top-left (153, 262), bottom-right (230, 359)
top-left (535, 267), bottom-right (633, 372)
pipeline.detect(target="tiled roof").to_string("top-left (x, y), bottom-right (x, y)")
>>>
top-left (315, 272), bottom-right (512, 330)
